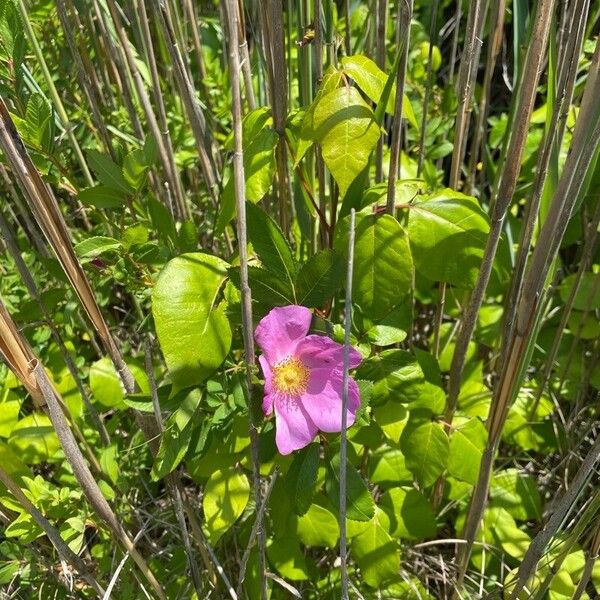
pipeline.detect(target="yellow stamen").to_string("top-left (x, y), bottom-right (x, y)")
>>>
top-left (272, 357), bottom-right (310, 396)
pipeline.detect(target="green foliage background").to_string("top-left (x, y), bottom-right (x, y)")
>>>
top-left (0, 0), bottom-right (599, 598)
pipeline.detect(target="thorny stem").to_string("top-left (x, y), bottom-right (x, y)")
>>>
top-left (339, 208), bottom-right (356, 600)
top-left (225, 2), bottom-right (267, 598)
top-left (386, 0), bottom-right (413, 214)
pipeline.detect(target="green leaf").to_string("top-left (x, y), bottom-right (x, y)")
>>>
top-left (295, 66), bottom-right (343, 164)
top-left (99, 443), bottom-right (119, 485)
top-left (152, 253), bottom-right (232, 391)
top-left (176, 220), bottom-right (198, 253)
top-left (152, 389), bottom-right (203, 480)
top-left (361, 180), bottom-right (426, 212)
top-left (326, 453), bottom-right (375, 522)
top-left (372, 403), bottom-right (409, 445)
top-left (0, 561), bottom-right (20, 585)
top-left (143, 134), bottom-right (159, 165)
top-left (123, 148), bottom-right (150, 190)
top-left (366, 324), bottom-right (407, 346)
top-left (218, 110), bottom-right (278, 232)
top-left (8, 413), bottom-right (60, 465)
top-left (122, 224), bottom-right (149, 250)
top-left (24, 93), bottom-right (52, 151)
top-left (0, 391), bottom-right (21, 438)
top-left (245, 202), bottom-right (297, 288)
top-left (380, 487), bottom-right (437, 540)
top-left (407, 190), bottom-right (490, 288)
top-left (369, 446), bottom-right (412, 486)
top-left (267, 538), bottom-right (310, 580)
top-left (295, 249), bottom-right (345, 307)
top-left (357, 349), bottom-right (425, 405)
top-left (336, 213), bottom-right (413, 319)
top-left (341, 54), bottom-right (418, 129)
top-left (86, 150), bottom-right (133, 194)
top-left (74, 236), bottom-right (122, 261)
top-left (89, 357), bottom-right (148, 410)
top-left (297, 503), bottom-right (339, 547)
top-left (78, 185), bottom-right (126, 209)
top-left (490, 469), bottom-right (543, 521)
top-left (0, 441), bottom-right (31, 481)
top-left (285, 443), bottom-right (320, 515)
top-left (483, 507), bottom-right (531, 560)
top-left (400, 419), bottom-right (449, 488)
top-left (5, 512), bottom-right (43, 544)
top-left (243, 128), bottom-right (278, 202)
top-left (148, 195), bottom-right (176, 243)
top-left (351, 507), bottom-right (400, 587)
top-left (203, 468), bottom-right (250, 543)
top-left (229, 266), bottom-right (295, 307)
top-left (60, 517), bottom-right (85, 553)
top-left (559, 272), bottom-right (600, 310)
top-left (313, 86), bottom-right (380, 198)
top-left (448, 417), bottom-right (487, 485)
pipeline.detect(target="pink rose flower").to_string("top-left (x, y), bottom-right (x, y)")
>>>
top-left (254, 305), bottom-right (362, 455)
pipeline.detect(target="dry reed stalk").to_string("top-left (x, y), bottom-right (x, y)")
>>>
top-left (502, 0), bottom-right (590, 353)
top-left (0, 99), bottom-right (159, 445)
top-left (508, 434), bottom-right (600, 598)
top-left (55, 0), bottom-right (115, 159)
top-left (456, 38), bottom-right (600, 589)
top-left (91, 0), bottom-right (144, 138)
top-left (0, 207), bottom-right (110, 446)
top-left (0, 464), bottom-right (106, 596)
top-left (465, 0), bottom-right (505, 194)
top-left (445, 0), bottom-right (557, 427)
top-left (386, 0), bottom-right (413, 213)
top-left (105, 0), bottom-right (188, 221)
top-left (225, 0), bottom-right (267, 597)
top-left (151, 0), bottom-right (220, 204)
top-left (266, 0), bottom-right (291, 232)
top-left (0, 300), bottom-right (166, 599)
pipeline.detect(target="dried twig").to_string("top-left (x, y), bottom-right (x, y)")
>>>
top-left (0, 465), bottom-right (105, 596)
top-left (339, 208), bottom-right (356, 600)
top-left (225, 1), bottom-right (267, 597)
top-left (386, 0), bottom-right (413, 213)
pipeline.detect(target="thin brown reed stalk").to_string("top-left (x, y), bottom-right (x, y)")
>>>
top-left (151, 0), bottom-right (220, 204)
top-left (0, 100), bottom-right (159, 445)
top-left (448, 0), bottom-right (486, 190)
top-left (445, 0), bottom-right (557, 427)
top-left (266, 0), bottom-right (291, 232)
top-left (529, 198), bottom-right (600, 418)
top-left (573, 517), bottom-right (600, 600)
top-left (0, 207), bottom-right (110, 446)
top-left (456, 37), bottom-right (600, 589)
top-left (0, 465), bottom-right (106, 596)
top-left (136, 0), bottom-right (189, 220)
top-left (508, 435), bottom-right (600, 599)
top-left (0, 300), bottom-right (166, 600)
top-left (105, 0), bottom-right (188, 221)
top-left (55, 0), bottom-right (115, 159)
top-left (225, 1), bottom-right (267, 598)
top-left (502, 0), bottom-right (590, 353)
top-left (465, 0), bottom-right (505, 194)
top-left (386, 0), bottom-right (413, 214)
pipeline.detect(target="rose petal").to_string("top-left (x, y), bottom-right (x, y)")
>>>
top-left (295, 334), bottom-right (362, 372)
top-left (258, 355), bottom-right (273, 395)
top-left (300, 369), bottom-right (360, 433)
top-left (273, 394), bottom-right (318, 455)
top-left (262, 392), bottom-right (274, 416)
top-left (254, 305), bottom-right (312, 365)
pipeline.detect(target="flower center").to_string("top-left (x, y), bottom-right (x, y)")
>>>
top-left (272, 357), bottom-right (309, 396)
